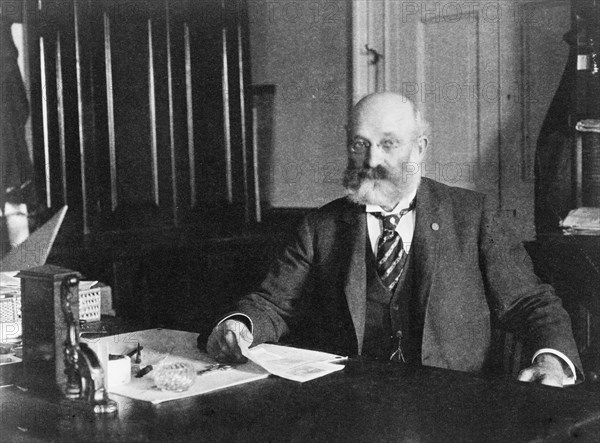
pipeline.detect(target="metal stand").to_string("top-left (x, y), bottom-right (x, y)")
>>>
top-left (60, 275), bottom-right (118, 415)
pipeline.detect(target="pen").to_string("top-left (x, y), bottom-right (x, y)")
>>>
top-left (196, 363), bottom-right (233, 375)
top-left (125, 345), bottom-right (143, 360)
top-left (134, 342), bottom-right (142, 364)
top-left (136, 365), bottom-right (153, 378)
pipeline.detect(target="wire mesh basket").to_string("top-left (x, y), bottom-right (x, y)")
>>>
top-left (78, 287), bottom-right (102, 322)
top-left (0, 296), bottom-right (21, 323)
top-left (0, 287), bottom-right (102, 324)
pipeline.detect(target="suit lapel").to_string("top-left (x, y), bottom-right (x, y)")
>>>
top-left (341, 203), bottom-right (367, 355)
top-left (412, 179), bottom-right (442, 310)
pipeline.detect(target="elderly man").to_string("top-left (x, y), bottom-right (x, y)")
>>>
top-left (207, 92), bottom-right (581, 387)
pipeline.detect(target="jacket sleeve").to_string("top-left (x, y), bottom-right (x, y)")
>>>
top-left (478, 195), bottom-right (583, 377)
top-left (236, 214), bottom-right (316, 345)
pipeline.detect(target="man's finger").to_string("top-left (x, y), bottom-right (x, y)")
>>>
top-left (517, 368), bottom-right (537, 382)
top-left (206, 330), bottom-right (222, 357)
top-left (208, 327), bottom-right (236, 360)
top-left (216, 328), bottom-right (236, 356)
top-left (518, 366), bottom-right (564, 388)
top-left (224, 330), bottom-right (240, 353)
top-left (224, 330), bottom-right (247, 362)
top-left (538, 374), bottom-right (563, 388)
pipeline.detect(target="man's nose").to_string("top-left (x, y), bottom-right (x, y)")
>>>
top-left (364, 144), bottom-right (384, 169)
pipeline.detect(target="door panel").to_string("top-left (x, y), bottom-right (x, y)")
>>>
top-left (416, 10), bottom-right (500, 197)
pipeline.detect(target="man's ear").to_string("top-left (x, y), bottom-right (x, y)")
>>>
top-left (417, 135), bottom-right (428, 159)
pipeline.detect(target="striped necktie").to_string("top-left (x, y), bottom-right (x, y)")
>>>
top-left (374, 199), bottom-right (415, 292)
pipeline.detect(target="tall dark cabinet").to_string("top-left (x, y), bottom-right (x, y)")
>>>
top-left (25, 0), bottom-right (255, 235)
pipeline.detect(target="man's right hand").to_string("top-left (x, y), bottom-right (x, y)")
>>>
top-left (206, 319), bottom-right (253, 363)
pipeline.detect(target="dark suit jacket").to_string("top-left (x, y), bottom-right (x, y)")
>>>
top-left (237, 178), bottom-right (581, 374)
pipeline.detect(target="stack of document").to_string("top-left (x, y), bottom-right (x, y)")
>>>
top-left (560, 207), bottom-right (600, 235)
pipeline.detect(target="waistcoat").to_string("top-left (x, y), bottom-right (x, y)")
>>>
top-left (362, 234), bottom-right (423, 363)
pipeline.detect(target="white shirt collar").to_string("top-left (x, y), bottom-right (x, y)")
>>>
top-left (365, 190), bottom-right (417, 216)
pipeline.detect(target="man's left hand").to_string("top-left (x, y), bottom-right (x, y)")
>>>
top-left (517, 353), bottom-right (571, 388)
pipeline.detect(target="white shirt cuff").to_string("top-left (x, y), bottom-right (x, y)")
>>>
top-left (217, 313), bottom-right (254, 334)
top-left (532, 348), bottom-right (577, 385)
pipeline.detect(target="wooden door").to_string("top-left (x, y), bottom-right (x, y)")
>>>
top-left (353, 0), bottom-right (571, 240)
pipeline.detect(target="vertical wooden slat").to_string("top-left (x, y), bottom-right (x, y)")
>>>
top-left (184, 22), bottom-right (196, 207)
top-left (56, 32), bottom-right (67, 203)
top-left (237, 3), bottom-right (249, 222)
top-left (103, 11), bottom-right (117, 211)
top-left (148, 18), bottom-right (159, 206)
top-left (252, 102), bottom-right (261, 223)
top-left (39, 36), bottom-right (51, 208)
top-left (73, 0), bottom-right (88, 233)
top-left (165, 0), bottom-right (178, 225)
top-left (222, 1), bottom-right (232, 203)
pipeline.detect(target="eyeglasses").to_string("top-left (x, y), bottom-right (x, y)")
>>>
top-left (348, 137), bottom-right (412, 155)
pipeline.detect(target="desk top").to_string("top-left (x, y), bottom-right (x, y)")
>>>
top-left (1, 361), bottom-right (599, 442)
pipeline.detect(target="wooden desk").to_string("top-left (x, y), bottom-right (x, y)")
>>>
top-left (1, 361), bottom-right (599, 442)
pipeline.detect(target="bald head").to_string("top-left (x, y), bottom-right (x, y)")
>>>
top-left (351, 92), bottom-right (427, 139)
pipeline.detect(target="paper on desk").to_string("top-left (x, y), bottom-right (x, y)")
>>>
top-left (0, 272), bottom-right (20, 297)
top-left (0, 272), bottom-right (20, 287)
top-left (78, 280), bottom-right (99, 291)
top-left (243, 343), bottom-right (346, 383)
top-left (0, 272), bottom-right (97, 294)
top-left (225, 324), bottom-right (346, 382)
top-left (82, 329), bottom-right (269, 404)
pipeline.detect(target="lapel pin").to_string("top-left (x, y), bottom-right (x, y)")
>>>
top-left (431, 222), bottom-right (439, 231)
